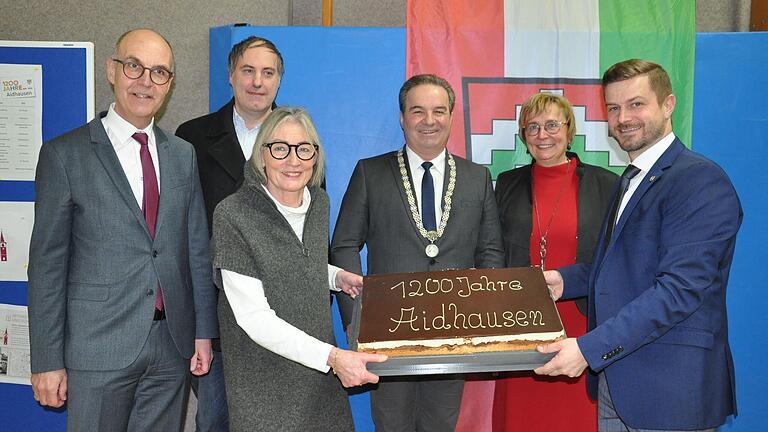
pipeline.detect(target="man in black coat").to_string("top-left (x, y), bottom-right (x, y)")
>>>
top-left (175, 35), bottom-right (283, 432)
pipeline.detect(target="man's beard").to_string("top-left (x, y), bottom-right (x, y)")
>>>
top-left (612, 117), bottom-right (666, 154)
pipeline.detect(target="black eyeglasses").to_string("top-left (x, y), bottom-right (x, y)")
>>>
top-left (523, 120), bottom-right (567, 137)
top-left (263, 141), bottom-right (318, 160)
top-left (112, 58), bottom-right (174, 85)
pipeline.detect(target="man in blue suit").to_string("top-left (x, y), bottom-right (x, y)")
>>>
top-left (535, 59), bottom-right (741, 431)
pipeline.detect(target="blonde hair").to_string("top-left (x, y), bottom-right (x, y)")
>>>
top-left (518, 93), bottom-right (576, 145)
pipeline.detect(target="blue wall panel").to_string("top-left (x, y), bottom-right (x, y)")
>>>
top-left (0, 43), bottom-right (91, 432)
top-left (692, 32), bottom-right (768, 431)
top-left (210, 25), bottom-right (406, 432)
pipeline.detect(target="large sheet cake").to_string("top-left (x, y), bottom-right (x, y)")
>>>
top-left (356, 267), bottom-right (565, 357)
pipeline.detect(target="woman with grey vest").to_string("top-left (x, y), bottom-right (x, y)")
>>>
top-left (211, 107), bottom-right (386, 431)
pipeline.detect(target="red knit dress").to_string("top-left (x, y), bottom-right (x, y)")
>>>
top-left (492, 160), bottom-right (597, 431)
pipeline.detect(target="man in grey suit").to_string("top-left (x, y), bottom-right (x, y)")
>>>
top-left (330, 74), bottom-right (505, 431)
top-left (27, 28), bottom-right (217, 431)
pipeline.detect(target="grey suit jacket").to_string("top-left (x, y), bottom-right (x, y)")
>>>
top-left (27, 114), bottom-right (218, 373)
top-left (330, 149), bottom-right (505, 328)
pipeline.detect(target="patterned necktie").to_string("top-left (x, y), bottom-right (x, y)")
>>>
top-left (133, 132), bottom-right (163, 311)
top-left (603, 164), bottom-right (641, 250)
top-left (421, 161), bottom-right (437, 231)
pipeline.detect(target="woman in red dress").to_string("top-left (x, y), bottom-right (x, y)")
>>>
top-left (493, 93), bottom-right (617, 431)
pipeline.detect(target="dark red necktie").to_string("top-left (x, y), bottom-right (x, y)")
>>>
top-left (133, 132), bottom-right (163, 311)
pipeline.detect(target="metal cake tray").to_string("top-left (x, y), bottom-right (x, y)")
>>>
top-left (360, 350), bottom-right (556, 376)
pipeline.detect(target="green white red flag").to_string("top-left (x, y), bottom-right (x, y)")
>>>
top-left (407, 0), bottom-right (695, 176)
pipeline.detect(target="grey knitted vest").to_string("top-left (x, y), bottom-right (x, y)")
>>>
top-left (211, 164), bottom-right (352, 431)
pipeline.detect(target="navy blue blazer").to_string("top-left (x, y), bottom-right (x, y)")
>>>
top-left (560, 139), bottom-right (741, 430)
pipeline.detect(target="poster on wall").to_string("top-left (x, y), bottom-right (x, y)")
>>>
top-left (0, 63), bottom-right (43, 181)
top-left (0, 202), bottom-right (34, 281)
top-left (0, 303), bottom-right (31, 385)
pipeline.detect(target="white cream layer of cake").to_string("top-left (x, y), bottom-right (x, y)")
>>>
top-left (358, 329), bottom-right (565, 350)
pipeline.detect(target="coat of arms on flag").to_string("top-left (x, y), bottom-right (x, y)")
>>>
top-left (463, 77), bottom-right (620, 178)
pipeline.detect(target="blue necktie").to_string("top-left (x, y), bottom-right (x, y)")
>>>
top-left (603, 164), bottom-right (641, 250)
top-left (421, 161), bottom-right (437, 231)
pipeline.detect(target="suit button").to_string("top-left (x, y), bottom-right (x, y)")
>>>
top-left (147, 289), bottom-right (154, 296)
top-left (617, 346), bottom-right (624, 352)
top-left (152, 250), bottom-right (158, 257)
top-left (430, 259), bottom-right (436, 265)
top-left (602, 354), bottom-right (609, 360)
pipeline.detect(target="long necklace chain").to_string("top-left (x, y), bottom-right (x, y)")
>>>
top-left (397, 149), bottom-right (456, 242)
top-left (532, 158), bottom-right (572, 270)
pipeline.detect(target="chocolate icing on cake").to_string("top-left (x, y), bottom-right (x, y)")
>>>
top-left (358, 267), bottom-right (564, 349)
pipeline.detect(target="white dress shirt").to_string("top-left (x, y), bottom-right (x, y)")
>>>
top-left (617, 132), bottom-right (676, 219)
top-left (406, 146), bottom-right (446, 224)
top-left (232, 107), bottom-right (261, 160)
top-left (221, 185), bottom-right (343, 372)
top-left (101, 103), bottom-right (160, 208)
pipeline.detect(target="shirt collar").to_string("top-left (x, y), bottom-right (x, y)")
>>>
top-left (405, 145), bottom-right (446, 175)
top-left (629, 131), bottom-right (676, 174)
top-left (104, 103), bottom-right (155, 145)
top-left (232, 106), bottom-right (261, 133)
